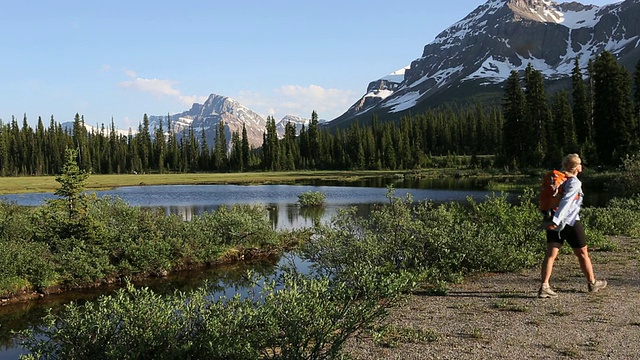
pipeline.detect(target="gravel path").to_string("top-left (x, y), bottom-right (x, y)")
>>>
top-left (344, 236), bottom-right (640, 359)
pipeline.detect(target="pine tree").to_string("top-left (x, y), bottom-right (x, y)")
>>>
top-left (550, 91), bottom-right (579, 164)
top-left (523, 64), bottom-right (549, 167)
top-left (214, 120), bottom-right (227, 171)
top-left (0, 120), bottom-right (7, 176)
top-left (593, 51), bottom-right (635, 164)
top-left (241, 123), bottom-right (250, 171)
top-left (54, 147), bottom-right (89, 219)
top-left (72, 114), bottom-right (91, 172)
top-left (572, 57), bottom-right (591, 145)
top-left (229, 131), bottom-right (242, 171)
top-left (501, 70), bottom-right (526, 168)
top-left (199, 127), bottom-right (210, 171)
top-left (154, 120), bottom-right (167, 173)
top-left (308, 111), bottom-right (320, 168)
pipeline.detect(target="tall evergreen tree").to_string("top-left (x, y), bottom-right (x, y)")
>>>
top-left (572, 57), bottom-right (591, 145)
top-left (154, 120), bottom-right (167, 173)
top-left (523, 64), bottom-right (549, 167)
top-left (501, 70), bottom-right (526, 168)
top-left (200, 128), bottom-right (210, 170)
top-left (550, 91), bottom-right (579, 164)
top-left (54, 147), bottom-right (89, 219)
top-left (0, 120), bottom-right (7, 176)
top-left (593, 51), bottom-right (635, 164)
top-left (241, 123), bottom-right (250, 171)
top-left (214, 120), bottom-right (227, 171)
top-left (308, 111), bottom-right (320, 168)
top-left (72, 114), bottom-right (91, 171)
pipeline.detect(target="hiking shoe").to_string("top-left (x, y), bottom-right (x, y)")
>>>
top-left (538, 285), bottom-right (558, 298)
top-left (588, 279), bottom-right (608, 293)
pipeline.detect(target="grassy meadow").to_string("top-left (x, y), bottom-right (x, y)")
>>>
top-left (0, 170), bottom-right (412, 195)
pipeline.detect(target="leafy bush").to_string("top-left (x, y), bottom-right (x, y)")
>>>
top-left (621, 152), bottom-right (640, 196)
top-left (302, 188), bottom-right (562, 294)
top-left (0, 196), bottom-right (284, 295)
top-left (297, 191), bottom-right (326, 207)
top-left (582, 194), bottom-right (640, 239)
top-left (19, 269), bottom-right (402, 359)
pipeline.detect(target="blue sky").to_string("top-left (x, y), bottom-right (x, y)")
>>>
top-left (1, 0), bottom-right (616, 130)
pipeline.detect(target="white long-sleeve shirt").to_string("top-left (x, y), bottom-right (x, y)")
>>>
top-left (552, 176), bottom-right (583, 231)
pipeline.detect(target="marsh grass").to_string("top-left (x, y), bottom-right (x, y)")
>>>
top-left (0, 171), bottom-right (409, 195)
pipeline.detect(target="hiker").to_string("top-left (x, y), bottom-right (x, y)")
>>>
top-left (538, 153), bottom-right (607, 298)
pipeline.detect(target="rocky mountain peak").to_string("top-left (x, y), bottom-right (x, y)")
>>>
top-left (329, 0), bottom-right (640, 128)
top-left (505, 0), bottom-right (564, 22)
top-left (147, 93), bottom-right (267, 149)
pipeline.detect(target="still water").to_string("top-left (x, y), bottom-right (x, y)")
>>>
top-left (1, 181), bottom-right (504, 229)
top-left (0, 180), bottom-right (509, 358)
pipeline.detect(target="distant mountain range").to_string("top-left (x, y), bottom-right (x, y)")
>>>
top-left (70, 0), bottom-right (640, 147)
top-left (67, 94), bottom-right (312, 150)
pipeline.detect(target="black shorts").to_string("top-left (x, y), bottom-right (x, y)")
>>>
top-left (546, 220), bottom-right (587, 249)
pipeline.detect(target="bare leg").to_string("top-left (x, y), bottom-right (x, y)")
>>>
top-left (541, 242), bottom-right (562, 285)
top-left (573, 246), bottom-right (595, 283)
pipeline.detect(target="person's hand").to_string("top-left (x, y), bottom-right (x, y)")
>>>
top-left (546, 223), bottom-right (558, 231)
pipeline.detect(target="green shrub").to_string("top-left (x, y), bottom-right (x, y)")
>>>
top-left (20, 269), bottom-right (402, 359)
top-left (582, 195), bottom-right (640, 238)
top-left (302, 189), bottom-right (545, 292)
top-left (297, 191), bottom-right (326, 207)
top-left (621, 152), bottom-right (640, 196)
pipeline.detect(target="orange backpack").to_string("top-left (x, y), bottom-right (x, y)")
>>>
top-left (539, 170), bottom-right (567, 215)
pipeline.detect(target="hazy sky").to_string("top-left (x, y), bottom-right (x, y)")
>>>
top-left (1, 0), bottom-right (618, 129)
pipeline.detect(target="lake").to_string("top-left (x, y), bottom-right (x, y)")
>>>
top-left (1, 180), bottom-right (510, 228)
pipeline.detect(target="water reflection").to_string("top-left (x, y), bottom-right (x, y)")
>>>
top-left (1, 183), bottom-right (504, 230)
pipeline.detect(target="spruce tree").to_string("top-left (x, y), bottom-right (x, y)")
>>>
top-left (593, 51), bottom-right (635, 164)
top-left (308, 111), bottom-right (320, 168)
top-left (550, 91), bottom-right (579, 164)
top-left (241, 123), bottom-right (250, 171)
top-left (54, 147), bottom-right (89, 219)
top-left (214, 122), bottom-right (224, 171)
top-left (523, 64), bottom-right (549, 167)
top-left (572, 57), bottom-right (591, 145)
top-left (501, 70), bottom-right (526, 168)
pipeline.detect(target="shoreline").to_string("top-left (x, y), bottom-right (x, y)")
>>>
top-left (0, 244), bottom-right (290, 306)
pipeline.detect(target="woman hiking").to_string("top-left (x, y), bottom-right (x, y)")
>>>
top-left (538, 153), bottom-right (607, 298)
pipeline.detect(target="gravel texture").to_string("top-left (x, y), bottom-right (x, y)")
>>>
top-left (344, 236), bottom-right (640, 359)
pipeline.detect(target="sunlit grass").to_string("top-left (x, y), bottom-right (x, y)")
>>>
top-left (0, 170), bottom-right (404, 195)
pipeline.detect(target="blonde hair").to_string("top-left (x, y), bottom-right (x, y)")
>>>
top-left (562, 153), bottom-right (582, 174)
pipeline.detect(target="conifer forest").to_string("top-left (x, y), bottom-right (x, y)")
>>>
top-left (1, 52), bottom-right (639, 177)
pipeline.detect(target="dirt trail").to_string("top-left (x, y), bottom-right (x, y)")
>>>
top-left (345, 236), bottom-right (640, 359)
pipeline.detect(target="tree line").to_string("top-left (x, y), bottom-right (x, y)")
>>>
top-left (502, 51), bottom-right (640, 168)
top-left (1, 51), bottom-right (638, 176)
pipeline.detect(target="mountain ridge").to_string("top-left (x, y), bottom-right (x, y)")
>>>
top-left (327, 0), bottom-right (640, 128)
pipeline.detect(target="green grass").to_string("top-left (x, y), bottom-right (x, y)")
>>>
top-left (0, 170), bottom-right (408, 195)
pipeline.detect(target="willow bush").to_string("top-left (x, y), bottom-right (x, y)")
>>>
top-left (297, 191), bottom-right (326, 207)
top-left (19, 268), bottom-right (407, 360)
top-left (301, 189), bottom-right (545, 293)
top-left (0, 197), bottom-right (281, 298)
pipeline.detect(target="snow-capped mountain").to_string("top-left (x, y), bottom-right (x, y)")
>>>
top-left (146, 94), bottom-right (308, 149)
top-left (148, 94), bottom-right (266, 149)
top-left (275, 115), bottom-right (310, 137)
top-left (329, 0), bottom-right (640, 128)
